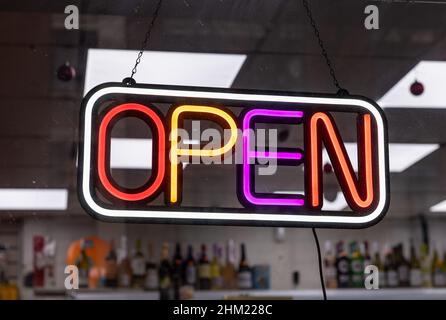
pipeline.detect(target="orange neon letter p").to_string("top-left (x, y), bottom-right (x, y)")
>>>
top-left (169, 105), bottom-right (238, 204)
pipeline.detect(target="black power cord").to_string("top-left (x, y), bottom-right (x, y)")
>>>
top-left (302, 0), bottom-right (348, 300)
top-left (312, 227), bottom-right (327, 300)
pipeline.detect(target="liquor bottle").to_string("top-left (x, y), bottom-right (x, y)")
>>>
top-left (335, 241), bottom-right (350, 288)
top-left (43, 236), bottom-right (57, 289)
top-left (395, 244), bottom-right (410, 287)
top-left (237, 243), bottom-right (252, 289)
top-left (159, 242), bottom-right (172, 300)
top-left (361, 241), bottom-right (371, 284)
top-left (32, 236), bottom-right (45, 288)
top-left (384, 244), bottom-right (398, 288)
top-left (144, 242), bottom-right (158, 291)
top-left (363, 241), bottom-right (372, 268)
top-left (420, 242), bottom-right (432, 287)
top-left (292, 271), bottom-right (300, 289)
top-left (198, 244), bottom-right (211, 290)
top-left (118, 236), bottom-right (132, 288)
top-left (76, 238), bottom-right (92, 289)
top-left (349, 241), bottom-right (364, 288)
top-left (183, 245), bottom-right (197, 287)
top-left (409, 240), bottom-right (422, 288)
top-left (210, 244), bottom-right (223, 290)
top-left (104, 239), bottom-right (118, 288)
top-left (0, 244), bottom-right (6, 285)
top-left (323, 241), bottom-right (337, 289)
top-left (442, 250), bottom-right (446, 286)
top-left (172, 243), bottom-right (183, 299)
top-left (432, 243), bottom-right (445, 287)
top-left (222, 239), bottom-right (237, 289)
top-left (372, 242), bottom-right (385, 288)
top-left (131, 239), bottom-right (146, 288)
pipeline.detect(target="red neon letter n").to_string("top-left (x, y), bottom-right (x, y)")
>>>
top-left (308, 112), bottom-right (374, 212)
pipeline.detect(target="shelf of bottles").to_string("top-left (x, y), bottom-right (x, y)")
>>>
top-left (66, 237), bottom-right (446, 300)
top-left (73, 237), bottom-right (269, 300)
top-left (323, 239), bottom-right (446, 289)
top-left (0, 228), bottom-right (20, 300)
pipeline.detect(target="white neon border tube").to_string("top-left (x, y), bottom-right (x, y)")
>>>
top-left (80, 85), bottom-right (388, 226)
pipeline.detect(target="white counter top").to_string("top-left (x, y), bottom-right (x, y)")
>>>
top-left (66, 288), bottom-right (446, 300)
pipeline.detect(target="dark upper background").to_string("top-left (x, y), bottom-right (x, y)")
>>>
top-left (0, 0), bottom-right (445, 220)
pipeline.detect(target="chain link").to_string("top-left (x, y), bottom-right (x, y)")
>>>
top-left (126, 0), bottom-right (343, 92)
top-left (302, 0), bottom-right (346, 93)
top-left (128, 0), bottom-right (163, 82)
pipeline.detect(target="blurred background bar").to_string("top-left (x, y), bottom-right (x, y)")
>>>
top-left (2, 0), bottom-right (446, 300)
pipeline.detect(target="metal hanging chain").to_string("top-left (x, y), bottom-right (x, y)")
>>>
top-left (301, 0), bottom-right (348, 95)
top-left (123, 0), bottom-right (163, 85)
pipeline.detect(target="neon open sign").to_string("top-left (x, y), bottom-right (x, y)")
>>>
top-left (78, 83), bottom-right (389, 228)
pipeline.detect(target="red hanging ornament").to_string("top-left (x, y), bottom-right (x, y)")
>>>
top-left (323, 162), bottom-right (333, 174)
top-left (410, 80), bottom-right (424, 96)
top-left (57, 62), bottom-right (76, 82)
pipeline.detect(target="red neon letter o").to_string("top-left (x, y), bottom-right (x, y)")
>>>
top-left (97, 103), bottom-right (165, 201)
